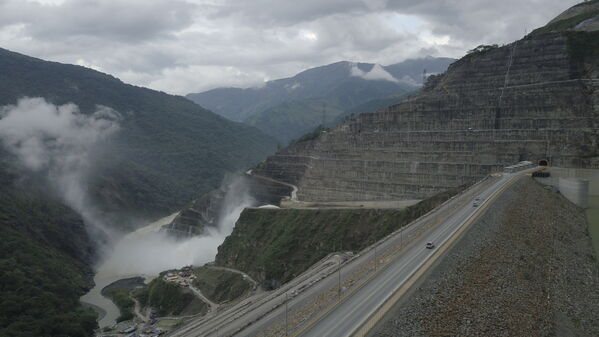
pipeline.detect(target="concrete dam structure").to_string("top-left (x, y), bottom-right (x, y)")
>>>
top-left (252, 31), bottom-right (599, 202)
top-left (559, 177), bottom-right (590, 208)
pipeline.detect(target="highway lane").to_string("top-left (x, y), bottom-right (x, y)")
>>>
top-left (298, 172), bottom-right (521, 337)
top-left (231, 179), bottom-right (498, 337)
top-left (169, 172), bottom-right (505, 337)
top-left (168, 254), bottom-right (348, 337)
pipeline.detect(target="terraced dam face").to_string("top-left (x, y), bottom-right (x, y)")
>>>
top-left (252, 31), bottom-right (599, 202)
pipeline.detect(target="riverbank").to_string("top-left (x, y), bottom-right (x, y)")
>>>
top-left (80, 212), bottom-right (179, 328)
top-left (80, 274), bottom-right (126, 328)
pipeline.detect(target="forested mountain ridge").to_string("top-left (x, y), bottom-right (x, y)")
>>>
top-left (0, 48), bottom-right (277, 337)
top-left (0, 48), bottom-right (277, 226)
top-left (187, 57), bottom-right (454, 144)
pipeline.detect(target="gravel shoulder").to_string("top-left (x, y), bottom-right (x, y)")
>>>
top-left (368, 177), bottom-right (599, 337)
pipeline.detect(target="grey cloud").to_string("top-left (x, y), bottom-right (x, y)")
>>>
top-left (1, 0), bottom-right (196, 42)
top-left (385, 0), bottom-right (581, 44)
top-left (213, 0), bottom-right (383, 26)
top-left (0, 0), bottom-right (583, 95)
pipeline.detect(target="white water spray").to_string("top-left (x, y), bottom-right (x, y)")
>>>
top-left (95, 174), bottom-right (254, 277)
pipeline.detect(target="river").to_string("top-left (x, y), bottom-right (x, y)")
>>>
top-left (80, 212), bottom-right (179, 328)
top-left (79, 177), bottom-right (254, 328)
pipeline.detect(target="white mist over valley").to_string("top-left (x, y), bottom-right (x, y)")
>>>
top-left (0, 97), bottom-right (259, 329)
top-left (96, 175), bottom-right (255, 277)
top-left (0, 97), bottom-right (121, 242)
top-left (0, 97), bottom-right (253, 276)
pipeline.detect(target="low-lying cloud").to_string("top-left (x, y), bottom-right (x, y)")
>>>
top-left (350, 63), bottom-right (399, 83)
top-left (0, 97), bottom-right (121, 241)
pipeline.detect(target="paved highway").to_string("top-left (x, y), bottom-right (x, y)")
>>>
top-left (169, 169), bottom-right (530, 337)
top-left (298, 171), bottom-right (527, 337)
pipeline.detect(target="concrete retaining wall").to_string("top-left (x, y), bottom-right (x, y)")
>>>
top-left (559, 178), bottom-right (590, 208)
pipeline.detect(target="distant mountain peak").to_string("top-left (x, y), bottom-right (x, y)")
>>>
top-left (186, 56), bottom-right (455, 144)
top-left (350, 63), bottom-right (399, 83)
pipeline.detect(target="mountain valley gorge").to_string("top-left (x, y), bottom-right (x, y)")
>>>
top-left (1, 1), bottom-right (599, 336)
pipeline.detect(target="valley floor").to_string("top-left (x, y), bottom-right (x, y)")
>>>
top-left (368, 178), bottom-right (599, 337)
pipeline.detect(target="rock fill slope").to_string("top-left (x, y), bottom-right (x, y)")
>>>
top-left (252, 11), bottom-right (599, 202)
top-left (369, 178), bottom-right (599, 337)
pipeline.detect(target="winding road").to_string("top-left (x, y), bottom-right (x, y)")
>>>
top-left (169, 168), bottom-right (535, 337)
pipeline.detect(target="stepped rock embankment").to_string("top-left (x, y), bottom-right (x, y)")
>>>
top-left (253, 31), bottom-right (599, 203)
top-left (368, 178), bottom-right (599, 337)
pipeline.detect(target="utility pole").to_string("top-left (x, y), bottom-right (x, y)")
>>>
top-left (285, 292), bottom-right (288, 336)
top-left (338, 259), bottom-right (341, 300)
top-left (374, 245), bottom-right (377, 271)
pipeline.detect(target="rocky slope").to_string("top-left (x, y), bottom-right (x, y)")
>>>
top-left (368, 178), bottom-right (599, 337)
top-left (251, 6), bottom-right (599, 203)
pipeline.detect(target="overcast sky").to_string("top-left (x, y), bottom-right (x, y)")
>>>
top-left (0, 0), bottom-right (580, 95)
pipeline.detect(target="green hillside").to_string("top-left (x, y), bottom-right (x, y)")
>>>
top-left (244, 98), bottom-right (345, 145)
top-left (0, 48), bottom-right (277, 336)
top-left (216, 184), bottom-right (469, 289)
top-left (0, 160), bottom-right (97, 337)
top-left (0, 48), bottom-right (277, 226)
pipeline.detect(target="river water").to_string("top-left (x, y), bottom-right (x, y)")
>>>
top-left (79, 176), bottom-right (254, 328)
top-left (80, 212), bottom-right (179, 328)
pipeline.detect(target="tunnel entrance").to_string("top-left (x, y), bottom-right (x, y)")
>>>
top-left (539, 159), bottom-right (548, 166)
